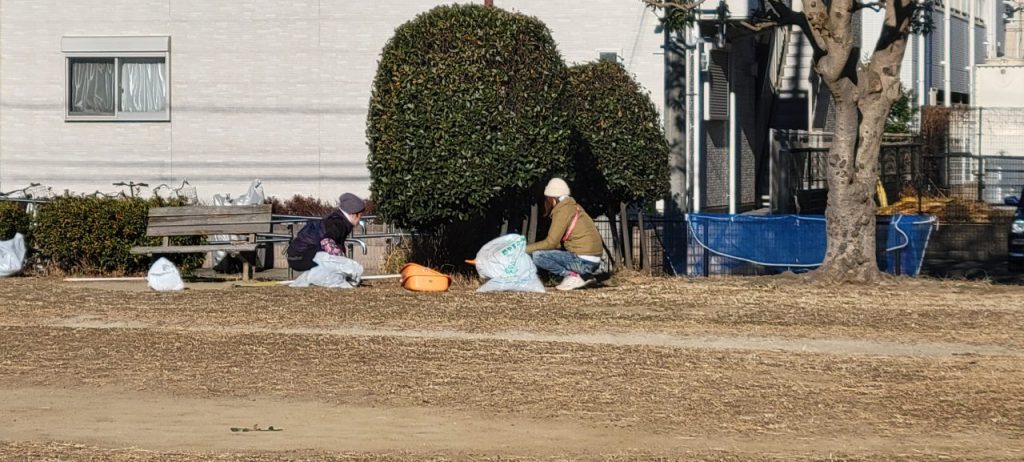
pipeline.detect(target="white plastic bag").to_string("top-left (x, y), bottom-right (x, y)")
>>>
top-left (0, 233), bottom-right (27, 277)
top-left (475, 234), bottom-right (545, 293)
top-left (212, 179), bottom-right (266, 267)
top-left (147, 257), bottom-right (185, 291)
top-left (234, 180), bottom-right (266, 206)
top-left (290, 252), bottom-right (364, 289)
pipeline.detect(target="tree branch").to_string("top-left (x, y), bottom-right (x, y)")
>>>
top-left (861, 0), bottom-right (915, 109)
top-left (739, 20), bottom-right (780, 31)
top-left (828, 0), bottom-right (857, 47)
top-left (873, 0), bottom-right (916, 52)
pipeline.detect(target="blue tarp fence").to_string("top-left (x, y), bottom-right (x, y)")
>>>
top-left (686, 213), bottom-right (936, 276)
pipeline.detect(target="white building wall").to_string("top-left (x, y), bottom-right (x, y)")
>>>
top-left (975, 64), bottom-right (1024, 157)
top-left (0, 0), bottom-right (664, 202)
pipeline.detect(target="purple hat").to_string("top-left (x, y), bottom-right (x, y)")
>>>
top-left (338, 193), bottom-right (366, 214)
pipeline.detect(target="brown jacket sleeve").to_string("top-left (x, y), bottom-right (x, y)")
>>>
top-left (525, 204), bottom-right (574, 254)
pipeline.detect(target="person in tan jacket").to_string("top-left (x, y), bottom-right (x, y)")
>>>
top-left (525, 178), bottom-right (603, 290)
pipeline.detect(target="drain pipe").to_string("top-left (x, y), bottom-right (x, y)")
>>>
top-left (943, 0), bottom-right (951, 106)
top-left (968, 0), bottom-right (976, 106)
top-left (918, 0), bottom-right (926, 107)
top-left (685, 31), bottom-right (695, 213)
top-left (728, 91), bottom-right (737, 214)
top-left (693, 32), bottom-right (703, 213)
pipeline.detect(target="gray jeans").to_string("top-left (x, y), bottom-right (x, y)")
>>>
top-left (532, 250), bottom-right (600, 278)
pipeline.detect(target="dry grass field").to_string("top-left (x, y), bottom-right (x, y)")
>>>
top-left (1, 274), bottom-right (1022, 461)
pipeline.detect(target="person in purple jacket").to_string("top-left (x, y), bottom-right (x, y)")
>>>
top-left (286, 193), bottom-right (365, 272)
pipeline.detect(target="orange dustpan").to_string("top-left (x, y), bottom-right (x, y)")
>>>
top-left (400, 263), bottom-right (451, 292)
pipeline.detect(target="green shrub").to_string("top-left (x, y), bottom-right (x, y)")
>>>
top-left (885, 85), bottom-right (916, 134)
top-left (567, 61), bottom-right (669, 212)
top-left (0, 201), bottom-right (30, 241)
top-left (34, 196), bottom-right (203, 275)
top-left (367, 4), bottom-right (571, 229)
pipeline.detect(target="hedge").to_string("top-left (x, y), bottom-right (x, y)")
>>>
top-left (33, 196), bottom-right (203, 275)
top-left (567, 61), bottom-right (670, 211)
top-left (367, 4), bottom-right (571, 229)
top-left (0, 201), bottom-right (30, 241)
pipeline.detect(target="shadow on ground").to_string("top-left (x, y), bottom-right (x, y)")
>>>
top-left (922, 258), bottom-right (1024, 284)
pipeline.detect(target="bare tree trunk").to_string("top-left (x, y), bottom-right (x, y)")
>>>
top-left (799, 0), bottom-right (913, 283)
top-left (815, 96), bottom-right (883, 282)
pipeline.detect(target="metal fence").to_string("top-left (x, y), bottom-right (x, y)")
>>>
top-left (593, 214), bottom-right (688, 276)
top-left (772, 130), bottom-right (927, 214)
top-left (933, 107), bottom-right (1024, 203)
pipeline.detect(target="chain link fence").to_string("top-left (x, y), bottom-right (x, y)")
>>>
top-left (927, 107), bottom-right (1024, 203)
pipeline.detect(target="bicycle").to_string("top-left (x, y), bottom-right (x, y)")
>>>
top-left (85, 189), bottom-right (125, 199)
top-left (112, 181), bottom-right (149, 198)
top-left (0, 182), bottom-right (42, 199)
top-left (0, 182), bottom-right (53, 215)
top-left (152, 179), bottom-right (198, 204)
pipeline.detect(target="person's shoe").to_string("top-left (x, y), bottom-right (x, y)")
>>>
top-left (556, 273), bottom-right (590, 291)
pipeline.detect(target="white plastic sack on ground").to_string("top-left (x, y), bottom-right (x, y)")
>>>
top-left (147, 257), bottom-right (185, 291)
top-left (289, 252), bottom-right (364, 289)
top-left (475, 234), bottom-right (545, 293)
top-left (0, 233), bottom-right (27, 277)
top-left (211, 179), bottom-right (266, 267)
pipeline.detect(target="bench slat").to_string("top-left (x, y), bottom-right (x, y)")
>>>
top-left (147, 219), bottom-right (269, 236)
top-left (145, 205), bottom-right (272, 236)
top-left (148, 205), bottom-right (271, 217)
top-left (130, 244), bottom-right (259, 255)
top-left (146, 225), bottom-right (268, 236)
top-left (148, 214), bottom-right (269, 227)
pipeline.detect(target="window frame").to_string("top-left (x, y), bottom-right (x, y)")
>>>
top-left (62, 36), bottom-right (171, 122)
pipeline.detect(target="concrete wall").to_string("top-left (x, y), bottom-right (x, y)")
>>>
top-left (925, 218), bottom-right (1012, 261)
top-left (0, 0), bottom-right (665, 203)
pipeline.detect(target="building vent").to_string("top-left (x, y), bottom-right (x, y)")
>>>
top-left (706, 50), bottom-right (730, 120)
top-left (599, 51), bottom-right (621, 63)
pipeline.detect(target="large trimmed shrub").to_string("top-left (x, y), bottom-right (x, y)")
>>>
top-left (567, 61), bottom-right (669, 211)
top-left (367, 4), bottom-right (571, 229)
top-left (0, 202), bottom-right (30, 241)
top-left (34, 196), bottom-right (203, 275)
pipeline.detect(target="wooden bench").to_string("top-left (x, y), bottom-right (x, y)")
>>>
top-left (130, 205), bottom-right (272, 280)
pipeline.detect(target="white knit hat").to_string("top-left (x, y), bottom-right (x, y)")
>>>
top-left (543, 178), bottom-right (571, 197)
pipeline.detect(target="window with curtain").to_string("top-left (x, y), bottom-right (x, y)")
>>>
top-left (69, 59), bottom-right (116, 115)
top-left (65, 47), bottom-right (169, 121)
top-left (120, 58), bottom-right (167, 113)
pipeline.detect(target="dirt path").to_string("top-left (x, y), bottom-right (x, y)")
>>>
top-left (2, 386), bottom-right (1020, 460)
top-left (1, 386), bottom-right (649, 455)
